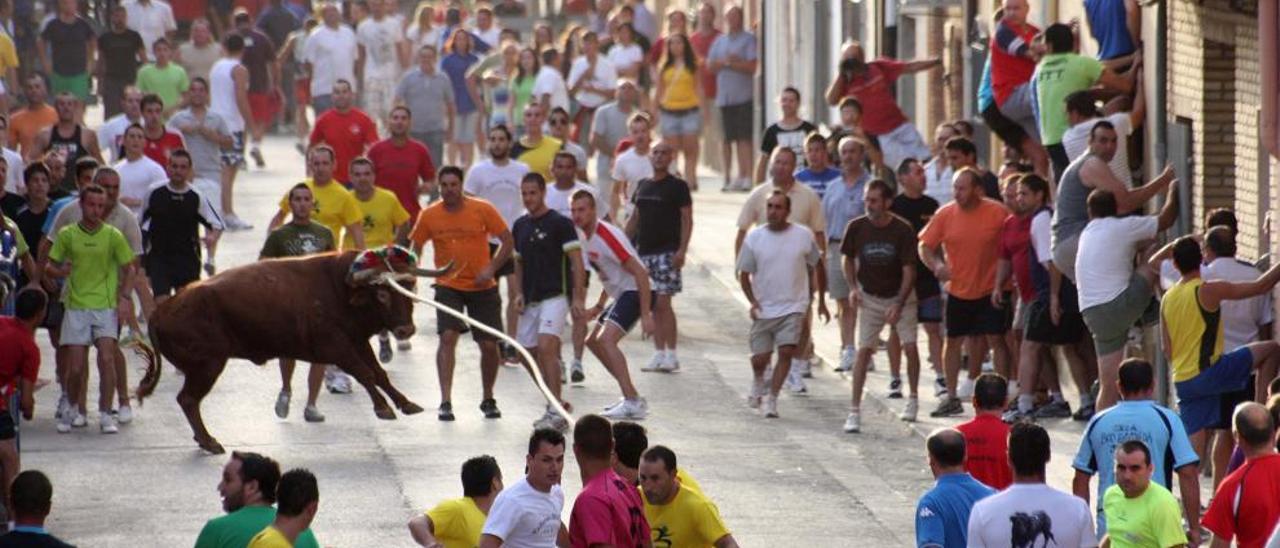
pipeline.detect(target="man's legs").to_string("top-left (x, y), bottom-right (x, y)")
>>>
top-left (734, 139), bottom-right (752, 186)
top-left (535, 333), bottom-right (563, 403)
top-left (478, 340), bottom-right (500, 401)
top-left (61, 344), bottom-right (88, 429)
top-left (768, 344), bottom-right (797, 396)
top-left (1245, 340), bottom-right (1280, 402)
top-left (436, 330), bottom-right (461, 405)
top-left (651, 293), bottom-right (675, 363)
top-left (719, 139), bottom-right (733, 189)
top-left (1095, 349), bottom-right (1126, 411)
top-left (93, 337), bottom-right (118, 430)
top-left (586, 322), bottom-right (640, 400)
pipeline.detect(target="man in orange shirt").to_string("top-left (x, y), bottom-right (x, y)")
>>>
top-left (9, 75), bottom-right (58, 159)
top-left (409, 166), bottom-right (514, 422)
top-left (919, 168), bottom-right (1012, 417)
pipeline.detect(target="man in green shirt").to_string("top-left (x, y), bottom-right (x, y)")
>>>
top-left (260, 183), bottom-right (334, 423)
top-left (194, 451), bottom-right (321, 548)
top-left (45, 184), bottom-right (137, 435)
top-left (135, 38), bottom-right (189, 117)
top-left (1101, 440), bottom-right (1189, 548)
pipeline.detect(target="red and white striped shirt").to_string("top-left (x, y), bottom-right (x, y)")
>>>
top-left (579, 220), bottom-right (639, 298)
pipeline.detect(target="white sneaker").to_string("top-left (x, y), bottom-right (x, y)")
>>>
top-left (1006, 379), bottom-right (1021, 400)
top-left (783, 368), bottom-right (808, 394)
top-left (275, 390), bottom-right (291, 418)
top-left (746, 379), bottom-right (766, 409)
top-left (570, 358), bottom-right (585, 383)
top-left (933, 377), bottom-right (948, 397)
top-left (601, 397), bottom-right (649, 420)
top-left (71, 412), bottom-right (87, 428)
top-left (304, 405), bottom-right (325, 423)
top-left (532, 409), bottom-right (570, 432)
top-left (835, 347), bottom-right (855, 373)
top-left (396, 338), bottom-right (412, 351)
top-left (657, 352), bottom-right (680, 372)
top-left (56, 411), bottom-right (73, 433)
top-left (115, 405), bottom-right (133, 425)
top-left (54, 393), bottom-right (69, 420)
top-left (100, 413), bottom-right (119, 434)
top-left (761, 394), bottom-right (779, 418)
top-left (956, 376), bottom-right (976, 399)
top-left (792, 358), bottom-right (811, 378)
top-left (900, 398), bottom-right (919, 422)
top-left (641, 353), bottom-right (664, 372)
top-left (843, 410), bottom-right (861, 433)
top-left (325, 366), bottom-right (353, 394)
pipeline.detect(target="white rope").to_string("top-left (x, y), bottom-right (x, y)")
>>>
top-left (384, 277), bottom-right (574, 427)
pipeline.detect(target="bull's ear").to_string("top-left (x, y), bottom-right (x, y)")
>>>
top-left (349, 290), bottom-right (371, 306)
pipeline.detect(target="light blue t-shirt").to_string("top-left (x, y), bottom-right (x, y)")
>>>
top-left (795, 167), bottom-right (842, 200)
top-left (822, 172), bottom-right (869, 239)
top-left (1072, 400), bottom-right (1200, 534)
top-left (707, 30), bottom-right (758, 107)
top-left (916, 473), bottom-right (996, 548)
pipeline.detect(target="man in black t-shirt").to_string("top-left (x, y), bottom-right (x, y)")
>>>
top-left (139, 149), bottom-right (224, 300)
top-left (943, 137), bottom-right (1001, 201)
top-left (511, 172), bottom-right (585, 432)
top-left (626, 141), bottom-right (692, 373)
top-left (755, 87), bottom-right (818, 183)
top-left (36, 0), bottom-right (96, 103)
top-left (95, 6), bottom-right (146, 119)
top-left (889, 158), bottom-right (946, 398)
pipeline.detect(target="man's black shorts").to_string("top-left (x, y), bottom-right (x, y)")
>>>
top-left (981, 103), bottom-right (1028, 150)
top-left (0, 408), bottom-right (17, 441)
top-left (435, 285), bottom-right (503, 341)
top-left (944, 293), bottom-right (1007, 337)
top-left (146, 254), bottom-right (200, 296)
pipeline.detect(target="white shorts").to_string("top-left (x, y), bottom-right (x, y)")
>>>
top-left (192, 177), bottom-right (223, 219)
top-left (517, 296), bottom-right (569, 348)
top-left (60, 308), bottom-right (119, 346)
top-left (876, 121), bottom-right (932, 175)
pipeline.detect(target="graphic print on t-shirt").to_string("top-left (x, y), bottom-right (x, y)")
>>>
top-left (1009, 511), bottom-right (1056, 548)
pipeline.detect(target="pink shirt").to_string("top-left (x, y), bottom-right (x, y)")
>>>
top-left (569, 469), bottom-right (649, 548)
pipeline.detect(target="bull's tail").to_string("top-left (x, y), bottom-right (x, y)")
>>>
top-left (135, 328), bottom-right (163, 404)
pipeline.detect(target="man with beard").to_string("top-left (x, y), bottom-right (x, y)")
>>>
top-left (194, 451), bottom-right (321, 548)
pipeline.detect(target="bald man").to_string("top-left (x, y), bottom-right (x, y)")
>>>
top-left (916, 428), bottom-right (995, 548)
top-left (1202, 402), bottom-right (1280, 547)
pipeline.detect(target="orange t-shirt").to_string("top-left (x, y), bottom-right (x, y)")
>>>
top-left (918, 198), bottom-right (1009, 300)
top-left (10, 105), bottom-right (58, 157)
top-left (409, 197), bottom-right (508, 291)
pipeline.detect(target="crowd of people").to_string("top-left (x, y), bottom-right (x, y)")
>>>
top-left (0, 0), bottom-right (1278, 545)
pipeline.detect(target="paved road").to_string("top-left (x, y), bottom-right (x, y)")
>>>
top-left (21, 133), bottom-right (938, 547)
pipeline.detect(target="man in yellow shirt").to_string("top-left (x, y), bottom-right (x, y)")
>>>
top-left (269, 145), bottom-right (366, 251)
top-left (639, 446), bottom-right (738, 548)
top-left (511, 103), bottom-right (562, 179)
top-left (347, 156), bottom-right (412, 363)
top-left (611, 421), bottom-right (702, 493)
top-left (249, 469), bottom-right (320, 548)
top-left (407, 455), bottom-right (504, 548)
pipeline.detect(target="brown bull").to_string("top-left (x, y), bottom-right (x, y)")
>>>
top-left (136, 250), bottom-right (450, 454)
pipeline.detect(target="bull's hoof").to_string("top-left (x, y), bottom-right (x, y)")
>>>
top-left (374, 407), bottom-right (397, 420)
top-left (197, 437), bottom-right (226, 455)
top-left (399, 401), bottom-right (424, 415)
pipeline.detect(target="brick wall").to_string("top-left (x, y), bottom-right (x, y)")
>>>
top-left (1168, 0), bottom-right (1264, 259)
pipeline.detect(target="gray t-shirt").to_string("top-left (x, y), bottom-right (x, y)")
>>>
top-left (167, 108), bottom-right (231, 182)
top-left (1051, 151), bottom-right (1094, 244)
top-left (590, 102), bottom-right (632, 156)
top-left (395, 68), bottom-right (455, 134)
top-left (707, 30), bottom-right (758, 107)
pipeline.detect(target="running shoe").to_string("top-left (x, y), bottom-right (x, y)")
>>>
top-left (900, 399), bottom-right (919, 422)
top-left (887, 377), bottom-right (903, 399)
top-left (438, 401), bottom-right (455, 421)
top-left (1072, 401), bottom-right (1096, 422)
top-left (1032, 399), bottom-right (1073, 419)
top-left (1006, 379), bottom-right (1021, 400)
top-left (378, 337), bottom-right (393, 364)
top-left (956, 376), bottom-right (976, 399)
top-left (275, 390), bottom-right (290, 419)
top-left (55, 392), bottom-right (68, 421)
top-left (641, 353), bottom-right (664, 372)
top-left (251, 147), bottom-right (265, 168)
top-left (72, 412), bottom-right (87, 428)
top-left (835, 347), bottom-right (855, 373)
top-left (933, 377), bottom-right (948, 397)
top-left (657, 353), bottom-right (680, 373)
top-left (843, 410), bottom-right (861, 433)
top-left (56, 410), bottom-right (74, 434)
top-left (100, 413), bottom-right (119, 434)
top-left (746, 379), bottom-right (766, 409)
top-left (601, 397), bottom-right (649, 420)
top-left (929, 397), bottom-right (964, 418)
top-left (570, 358), bottom-right (585, 383)
top-left (761, 394), bottom-right (779, 418)
top-left (303, 405), bottom-right (325, 422)
top-left (397, 338), bottom-right (412, 351)
top-left (793, 358), bottom-right (812, 379)
top-left (115, 405), bottom-right (133, 425)
top-left (533, 409), bottom-right (569, 432)
top-left (783, 369), bottom-right (808, 395)
top-left (479, 398), bottom-right (502, 419)
top-left (326, 367), bottom-right (353, 394)
top-left (1001, 407), bottom-right (1034, 424)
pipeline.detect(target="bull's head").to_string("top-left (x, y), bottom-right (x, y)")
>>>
top-left (347, 246), bottom-right (454, 339)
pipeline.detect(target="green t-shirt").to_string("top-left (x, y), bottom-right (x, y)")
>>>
top-left (48, 222), bottom-right (134, 310)
top-left (512, 76), bottom-right (536, 128)
top-left (136, 62), bottom-right (190, 111)
top-left (260, 222), bottom-right (336, 259)
top-left (1102, 482), bottom-right (1187, 548)
top-left (194, 505), bottom-right (321, 548)
top-left (1033, 52), bottom-right (1103, 145)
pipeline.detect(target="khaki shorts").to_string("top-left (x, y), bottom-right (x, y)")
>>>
top-left (749, 313), bottom-right (803, 354)
top-left (858, 293), bottom-right (918, 348)
top-left (60, 308), bottom-right (118, 346)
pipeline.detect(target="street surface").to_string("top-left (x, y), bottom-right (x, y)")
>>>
top-left (18, 130), bottom-right (1168, 546)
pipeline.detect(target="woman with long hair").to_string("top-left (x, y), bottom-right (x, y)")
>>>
top-left (653, 32), bottom-right (702, 188)
top-left (441, 28), bottom-right (483, 168)
top-left (533, 21), bottom-right (555, 52)
top-left (510, 47), bottom-right (540, 135)
top-left (405, 2), bottom-right (443, 52)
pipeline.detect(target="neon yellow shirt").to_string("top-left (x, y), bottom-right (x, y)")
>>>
top-left (48, 222), bottom-right (134, 310)
top-left (643, 484), bottom-right (730, 548)
top-left (0, 33), bottom-right (17, 74)
top-left (346, 187), bottom-right (410, 250)
top-left (1102, 482), bottom-right (1187, 548)
top-left (247, 526), bottom-right (293, 548)
top-left (514, 136), bottom-right (562, 179)
top-left (1162, 278), bottom-right (1224, 382)
top-left (278, 179), bottom-right (364, 250)
top-left (425, 497), bottom-right (487, 548)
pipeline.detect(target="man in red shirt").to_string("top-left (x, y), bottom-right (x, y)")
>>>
top-left (367, 105), bottom-right (435, 219)
top-left (1203, 402), bottom-right (1280, 548)
top-left (689, 3), bottom-right (719, 129)
top-left (309, 79), bottom-right (378, 184)
top-left (569, 414), bottom-right (650, 547)
top-left (988, 0), bottom-right (1048, 173)
top-left (823, 40), bottom-right (940, 175)
top-left (140, 93), bottom-right (186, 166)
top-left (955, 373), bottom-right (1013, 490)
top-left (0, 288), bottom-right (47, 506)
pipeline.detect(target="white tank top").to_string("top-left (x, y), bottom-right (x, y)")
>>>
top-left (209, 58), bottom-right (244, 132)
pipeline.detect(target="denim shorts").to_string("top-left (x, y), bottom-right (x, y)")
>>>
top-left (659, 108), bottom-right (701, 136)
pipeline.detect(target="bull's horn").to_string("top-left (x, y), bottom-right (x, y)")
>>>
top-left (412, 260), bottom-right (455, 277)
top-left (350, 268), bottom-right (382, 285)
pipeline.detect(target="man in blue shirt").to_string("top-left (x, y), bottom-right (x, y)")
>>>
top-left (916, 427), bottom-right (995, 547)
top-left (795, 133), bottom-right (841, 200)
top-left (1072, 358), bottom-right (1201, 537)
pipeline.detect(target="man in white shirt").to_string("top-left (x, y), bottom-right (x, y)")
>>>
top-left (1061, 90), bottom-right (1144, 186)
top-left (472, 5), bottom-right (502, 49)
top-left (466, 124), bottom-right (530, 350)
top-left (98, 86), bottom-right (144, 163)
top-left (355, 0), bottom-right (404, 126)
top-left (737, 190), bottom-right (820, 419)
top-left (567, 31), bottom-right (616, 146)
top-left (479, 428), bottom-right (567, 548)
top-left (302, 2), bottom-right (357, 115)
top-left (545, 152), bottom-right (598, 219)
top-left (113, 124), bottom-right (167, 218)
top-left (0, 117), bottom-right (23, 194)
top-left (532, 48), bottom-right (569, 114)
top-left (967, 422), bottom-right (1097, 547)
top-left (1076, 186), bottom-right (1178, 412)
top-left (924, 122), bottom-right (957, 203)
top-left (610, 112), bottom-right (654, 221)
top-left (123, 0), bottom-right (175, 62)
